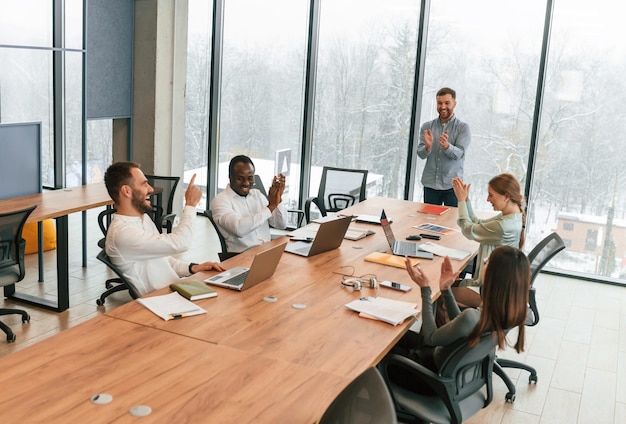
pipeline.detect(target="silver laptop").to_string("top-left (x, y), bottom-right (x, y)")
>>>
top-left (285, 216), bottom-right (352, 257)
top-left (204, 241), bottom-right (287, 291)
top-left (380, 210), bottom-right (433, 259)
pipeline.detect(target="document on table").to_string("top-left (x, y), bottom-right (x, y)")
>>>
top-left (418, 241), bottom-right (471, 260)
top-left (136, 292), bottom-right (208, 321)
top-left (344, 296), bottom-right (419, 326)
top-left (289, 222), bottom-right (374, 241)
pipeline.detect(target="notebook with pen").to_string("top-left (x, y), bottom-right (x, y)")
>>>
top-left (380, 210), bottom-right (433, 259)
top-left (205, 241), bottom-right (287, 291)
top-left (285, 215), bottom-right (351, 257)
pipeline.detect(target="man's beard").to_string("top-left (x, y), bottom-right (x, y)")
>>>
top-left (132, 190), bottom-right (153, 214)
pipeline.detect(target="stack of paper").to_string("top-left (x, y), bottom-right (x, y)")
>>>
top-left (137, 292), bottom-right (208, 321)
top-left (344, 296), bottom-right (419, 326)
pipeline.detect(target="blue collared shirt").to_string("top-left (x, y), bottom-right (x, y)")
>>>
top-left (417, 115), bottom-right (471, 190)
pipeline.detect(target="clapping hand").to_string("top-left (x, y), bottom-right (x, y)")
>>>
top-left (452, 177), bottom-right (470, 202)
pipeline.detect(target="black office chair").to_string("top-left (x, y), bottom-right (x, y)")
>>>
top-left (95, 208), bottom-right (140, 305)
top-left (0, 205), bottom-right (36, 342)
top-left (304, 166), bottom-right (368, 223)
top-left (319, 367), bottom-right (397, 424)
top-left (145, 174), bottom-right (180, 233)
top-left (378, 333), bottom-right (497, 424)
top-left (494, 232), bottom-right (566, 402)
top-left (203, 210), bottom-right (239, 262)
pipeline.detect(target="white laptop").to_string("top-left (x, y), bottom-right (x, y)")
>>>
top-left (285, 216), bottom-right (352, 257)
top-left (204, 241), bottom-right (287, 291)
top-left (380, 210), bottom-right (433, 259)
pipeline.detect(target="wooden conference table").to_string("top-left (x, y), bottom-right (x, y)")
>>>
top-left (0, 183), bottom-right (113, 311)
top-left (0, 197), bottom-right (479, 422)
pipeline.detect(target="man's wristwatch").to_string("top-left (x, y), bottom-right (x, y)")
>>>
top-left (189, 262), bottom-right (198, 274)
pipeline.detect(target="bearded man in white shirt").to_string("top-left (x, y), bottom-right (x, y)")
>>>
top-left (104, 161), bottom-right (224, 296)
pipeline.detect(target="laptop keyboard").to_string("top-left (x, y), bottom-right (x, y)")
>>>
top-left (393, 242), bottom-right (419, 256)
top-left (226, 272), bottom-right (248, 287)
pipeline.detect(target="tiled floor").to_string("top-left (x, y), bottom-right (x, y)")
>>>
top-left (1, 209), bottom-right (625, 423)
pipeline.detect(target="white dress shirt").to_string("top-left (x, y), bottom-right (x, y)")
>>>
top-left (105, 206), bottom-right (196, 296)
top-left (210, 184), bottom-right (288, 253)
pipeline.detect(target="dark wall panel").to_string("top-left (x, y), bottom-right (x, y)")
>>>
top-left (0, 122), bottom-right (41, 199)
top-left (86, 0), bottom-right (133, 119)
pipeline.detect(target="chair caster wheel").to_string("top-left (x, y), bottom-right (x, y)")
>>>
top-left (7, 333), bottom-right (16, 343)
top-left (96, 299), bottom-right (104, 306)
top-left (22, 313), bottom-right (31, 323)
top-left (505, 392), bottom-right (516, 403)
top-left (529, 374), bottom-right (538, 384)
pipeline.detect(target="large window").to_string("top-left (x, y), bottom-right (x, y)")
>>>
top-left (531, 0), bottom-right (626, 281)
top-left (183, 2), bottom-right (624, 285)
top-left (185, 0), bottom-right (213, 206)
top-left (0, 1), bottom-right (84, 189)
top-left (313, 0), bottom-right (420, 200)
top-left (416, 0), bottom-right (546, 204)
top-left (185, 0), bottom-right (309, 225)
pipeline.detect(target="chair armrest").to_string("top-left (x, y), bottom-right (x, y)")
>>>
top-left (16, 238), bottom-right (26, 281)
top-left (527, 287), bottom-right (539, 326)
top-left (156, 213), bottom-right (176, 234)
top-left (286, 208), bottom-right (305, 228)
top-left (304, 197), bottom-right (322, 224)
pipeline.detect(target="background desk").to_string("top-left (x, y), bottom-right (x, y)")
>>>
top-left (0, 183), bottom-right (112, 311)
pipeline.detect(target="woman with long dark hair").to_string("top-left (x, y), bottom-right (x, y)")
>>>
top-left (393, 246), bottom-right (530, 372)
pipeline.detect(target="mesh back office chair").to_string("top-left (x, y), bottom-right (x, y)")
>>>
top-left (203, 210), bottom-right (239, 262)
top-left (0, 205), bottom-right (36, 342)
top-left (304, 167), bottom-right (368, 223)
top-left (319, 367), bottom-right (397, 424)
top-left (144, 174), bottom-right (180, 233)
top-left (494, 232), bottom-right (566, 402)
top-left (95, 208), bottom-right (140, 305)
top-left (378, 333), bottom-right (497, 424)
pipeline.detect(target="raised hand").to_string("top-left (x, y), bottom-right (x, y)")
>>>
top-left (405, 257), bottom-right (430, 288)
top-left (452, 177), bottom-right (470, 202)
top-left (439, 256), bottom-right (455, 291)
top-left (423, 129), bottom-right (433, 152)
top-left (184, 174), bottom-right (202, 207)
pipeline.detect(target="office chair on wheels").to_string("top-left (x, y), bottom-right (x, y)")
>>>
top-left (494, 232), bottom-right (566, 402)
top-left (95, 208), bottom-right (140, 305)
top-left (0, 205), bottom-right (36, 343)
top-left (378, 333), bottom-right (497, 424)
top-left (319, 367), bottom-right (397, 424)
top-left (304, 166), bottom-right (368, 224)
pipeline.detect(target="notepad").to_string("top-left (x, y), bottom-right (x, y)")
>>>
top-left (344, 227), bottom-right (376, 241)
top-left (170, 280), bottom-right (217, 301)
top-left (344, 297), bottom-right (419, 326)
top-left (364, 252), bottom-right (419, 269)
top-left (136, 292), bottom-right (207, 321)
top-left (415, 204), bottom-right (450, 215)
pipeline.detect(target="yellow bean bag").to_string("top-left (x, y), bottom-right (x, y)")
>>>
top-left (23, 219), bottom-right (57, 254)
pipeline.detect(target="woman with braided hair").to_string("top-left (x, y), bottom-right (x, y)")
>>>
top-left (446, 173), bottom-right (526, 311)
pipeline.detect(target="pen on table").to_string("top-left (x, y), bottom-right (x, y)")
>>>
top-left (168, 310), bottom-right (197, 320)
